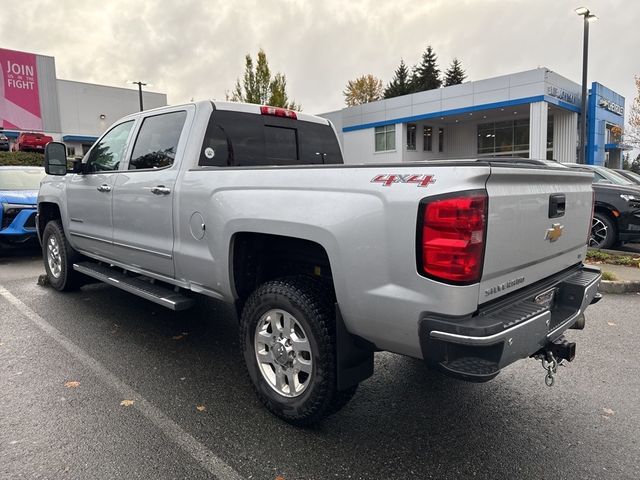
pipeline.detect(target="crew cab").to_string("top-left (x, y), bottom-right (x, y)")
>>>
top-left (38, 101), bottom-right (602, 425)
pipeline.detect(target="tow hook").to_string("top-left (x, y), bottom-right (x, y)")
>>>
top-left (532, 336), bottom-right (576, 387)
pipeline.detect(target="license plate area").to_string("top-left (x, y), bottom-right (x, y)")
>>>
top-left (534, 287), bottom-right (557, 310)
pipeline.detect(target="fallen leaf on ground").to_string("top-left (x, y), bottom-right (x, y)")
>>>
top-left (607, 322), bottom-right (617, 326)
top-left (603, 407), bottom-right (615, 416)
top-left (275, 476), bottom-right (286, 480)
top-left (171, 335), bottom-right (184, 340)
top-left (196, 405), bottom-right (206, 412)
top-left (120, 399), bottom-right (135, 407)
top-left (64, 381), bottom-right (80, 388)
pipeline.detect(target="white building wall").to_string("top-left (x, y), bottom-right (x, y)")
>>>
top-left (402, 122), bottom-right (476, 161)
top-left (57, 80), bottom-right (167, 136)
top-left (529, 101), bottom-right (548, 160)
top-left (553, 111), bottom-right (578, 163)
top-left (343, 124), bottom-right (403, 164)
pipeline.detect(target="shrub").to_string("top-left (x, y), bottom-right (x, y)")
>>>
top-left (0, 151), bottom-right (44, 166)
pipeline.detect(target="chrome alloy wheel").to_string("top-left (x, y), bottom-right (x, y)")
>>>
top-left (47, 235), bottom-right (62, 278)
top-left (590, 217), bottom-right (608, 247)
top-left (254, 309), bottom-right (313, 398)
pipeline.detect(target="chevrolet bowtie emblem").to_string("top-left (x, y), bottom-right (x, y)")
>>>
top-left (545, 223), bottom-right (564, 242)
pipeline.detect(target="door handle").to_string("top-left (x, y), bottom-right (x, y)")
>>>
top-left (150, 185), bottom-right (171, 195)
top-left (97, 184), bottom-right (112, 193)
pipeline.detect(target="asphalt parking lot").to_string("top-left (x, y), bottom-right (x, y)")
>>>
top-left (1, 248), bottom-right (639, 480)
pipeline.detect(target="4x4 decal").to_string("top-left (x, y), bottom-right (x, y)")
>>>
top-left (371, 174), bottom-right (436, 187)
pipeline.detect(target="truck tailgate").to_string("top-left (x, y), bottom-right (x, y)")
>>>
top-left (480, 165), bottom-right (593, 304)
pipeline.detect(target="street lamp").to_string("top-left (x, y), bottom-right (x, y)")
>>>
top-left (127, 80), bottom-right (152, 112)
top-left (575, 6), bottom-right (598, 164)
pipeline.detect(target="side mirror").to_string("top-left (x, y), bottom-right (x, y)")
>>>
top-left (44, 142), bottom-right (68, 176)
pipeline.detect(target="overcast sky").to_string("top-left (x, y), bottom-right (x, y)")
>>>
top-left (1, 0), bottom-right (637, 121)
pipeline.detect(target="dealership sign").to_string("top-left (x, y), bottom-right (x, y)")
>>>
top-left (0, 48), bottom-right (43, 130)
top-left (546, 86), bottom-right (580, 106)
top-left (598, 98), bottom-right (624, 116)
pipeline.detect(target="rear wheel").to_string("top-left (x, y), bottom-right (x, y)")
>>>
top-left (42, 220), bottom-right (84, 291)
top-left (589, 212), bottom-right (616, 249)
top-left (240, 276), bottom-right (357, 426)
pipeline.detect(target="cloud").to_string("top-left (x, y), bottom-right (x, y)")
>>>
top-left (1, 0), bottom-right (637, 118)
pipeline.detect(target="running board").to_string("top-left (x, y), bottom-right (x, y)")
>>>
top-left (73, 262), bottom-right (195, 311)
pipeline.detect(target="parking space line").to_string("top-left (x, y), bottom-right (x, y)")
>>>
top-left (0, 285), bottom-right (244, 480)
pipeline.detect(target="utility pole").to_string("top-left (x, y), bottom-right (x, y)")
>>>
top-left (575, 7), bottom-right (598, 164)
top-left (128, 81), bottom-right (149, 112)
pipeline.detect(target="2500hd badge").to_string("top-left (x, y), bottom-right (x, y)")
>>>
top-left (484, 276), bottom-right (526, 297)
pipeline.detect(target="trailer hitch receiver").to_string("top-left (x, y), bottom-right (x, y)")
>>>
top-left (532, 335), bottom-right (576, 386)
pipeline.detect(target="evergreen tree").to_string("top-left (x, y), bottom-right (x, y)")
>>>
top-left (230, 49), bottom-right (299, 110)
top-left (383, 59), bottom-right (412, 99)
top-left (443, 58), bottom-right (467, 86)
top-left (410, 45), bottom-right (441, 92)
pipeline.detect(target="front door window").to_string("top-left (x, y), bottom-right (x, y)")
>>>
top-left (85, 121), bottom-right (135, 173)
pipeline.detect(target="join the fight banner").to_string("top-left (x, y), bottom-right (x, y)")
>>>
top-left (0, 48), bottom-right (43, 131)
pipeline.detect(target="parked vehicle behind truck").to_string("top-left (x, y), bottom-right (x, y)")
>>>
top-left (38, 101), bottom-right (602, 425)
top-left (17, 132), bottom-right (53, 152)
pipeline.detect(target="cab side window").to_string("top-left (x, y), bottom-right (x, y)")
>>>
top-left (85, 121), bottom-right (135, 173)
top-left (129, 111), bottom-right (187, 170)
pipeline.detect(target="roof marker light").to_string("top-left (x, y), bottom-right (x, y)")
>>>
top-left (260, 106), bottom-right (297, 119)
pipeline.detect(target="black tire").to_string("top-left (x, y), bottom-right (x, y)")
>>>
top-left (41, 220), bottom-right (84, 291)
top-left (240, 276), bottom-right (357, 426)
top-left (590, 212), bottom-right (616, 250)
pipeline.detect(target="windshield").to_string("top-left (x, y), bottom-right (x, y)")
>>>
top-left (0, 168), bottom-right (46, 190)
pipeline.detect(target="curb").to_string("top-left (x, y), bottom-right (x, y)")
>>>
top-left (595, 248), bottom-right (640, 257)
top-left (599, 280), bottom-right (640, 294)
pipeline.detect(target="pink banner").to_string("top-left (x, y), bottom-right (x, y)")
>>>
top-left (0, 48), bottom-right (43, 131)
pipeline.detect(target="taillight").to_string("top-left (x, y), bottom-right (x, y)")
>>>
top-left (418, 191), bottom-right (487, 285)
top-left (260, 105), bottom-right (297, 119)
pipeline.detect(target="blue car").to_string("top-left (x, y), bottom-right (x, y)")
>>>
top-left (0, 166), bottom-right (46, 249)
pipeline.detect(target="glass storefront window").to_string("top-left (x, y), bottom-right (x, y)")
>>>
top-left (374, 125), bottom-right (396, 152)
top-left (477, 117), bottom-right (553, 158)
top-left (406, 124), bottom-right (416, 151)
top-left (423, 126), bottom-right (433, 151)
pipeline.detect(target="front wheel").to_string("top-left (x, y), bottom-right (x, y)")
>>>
top-left (240, 276), bottom-right (356, 426)
top-left (42, 220), bottom-right (84, 291)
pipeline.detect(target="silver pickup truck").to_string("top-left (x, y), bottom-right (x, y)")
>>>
top-left (38, 101), bottom-right (602, 425)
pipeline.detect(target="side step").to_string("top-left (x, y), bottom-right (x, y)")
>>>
top-left (73, 262), bottom-right (195, 311)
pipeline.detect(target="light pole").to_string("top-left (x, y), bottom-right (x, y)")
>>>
top-left (575, 7), bottom-right (598, 164)
top-left (128, 81), bottom-right (150, 112)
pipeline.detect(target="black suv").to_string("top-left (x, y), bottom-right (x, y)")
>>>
top-left (564, 164), bottom-right (640, 249)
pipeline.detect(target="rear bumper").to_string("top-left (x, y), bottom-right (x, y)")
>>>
top-left (419, 264), bottom-right (602, 381)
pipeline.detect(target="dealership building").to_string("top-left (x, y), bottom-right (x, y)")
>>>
top-left (321, 68), bottom-right (626, 167)
top-left (0, 47), bottom-right (167, 156)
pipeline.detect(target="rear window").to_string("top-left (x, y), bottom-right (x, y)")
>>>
top-left (199, 110), bottom-right (342, 167)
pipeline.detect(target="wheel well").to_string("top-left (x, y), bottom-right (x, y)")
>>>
top-left (38, 202), bottom-right (62, 236)
top-left (232, 232), bottom-right (334, 304)
top-left (594, 206), bottom-right (617, 228)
